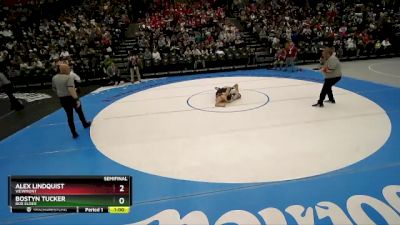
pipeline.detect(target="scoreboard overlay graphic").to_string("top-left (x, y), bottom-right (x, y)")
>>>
top-left (8, 176), bottom-right (131, 213)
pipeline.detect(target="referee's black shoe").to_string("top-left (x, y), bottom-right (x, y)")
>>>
top-left (312, 102), bottom-right (324, 107)
top-left (84, 121), bottom-right (91, 128)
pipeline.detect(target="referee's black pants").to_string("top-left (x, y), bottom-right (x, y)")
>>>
top-left (59, 96), bottom-right (88, 135)
top-left (318, 76), bottom-right (341, 104)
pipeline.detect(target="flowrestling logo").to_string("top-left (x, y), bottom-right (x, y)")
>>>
top-left (129, 185), bottom-right (400, 225)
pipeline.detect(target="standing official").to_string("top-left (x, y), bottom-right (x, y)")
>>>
top-left (52, 64), bottom-right (91, 138)
top-left (312, 47), bottom-right (342, 107)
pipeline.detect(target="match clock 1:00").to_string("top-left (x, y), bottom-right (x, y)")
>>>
top-left (109, 206), bottom-right (130, 214)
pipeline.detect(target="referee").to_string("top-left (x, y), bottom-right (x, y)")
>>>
top-left (52, 64), bottom-right (90, 138)
top-left (312, 47), bottom-right (342, 107)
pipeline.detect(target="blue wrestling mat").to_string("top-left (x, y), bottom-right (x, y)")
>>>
top-left (1, 69), bottom-right (399, 225)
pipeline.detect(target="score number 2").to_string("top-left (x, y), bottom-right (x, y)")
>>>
top-left (118, 184), bottom-right (127, 205)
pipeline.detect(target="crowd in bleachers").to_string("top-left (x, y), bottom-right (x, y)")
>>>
top-left (0, 0), bottom-right (130, 85)
top-left (238, 0), bottom-right (399, 60)
top-left (128, 0), bottom-right (400, 74)
top-left (0, 0), bottom-right (399, 86)
top-left (130, 0), bottom-right (249, 73)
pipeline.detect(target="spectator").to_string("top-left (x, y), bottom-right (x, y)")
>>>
top-left (382, 38), bottom-right (392, 53)
top-left (152, 48), bottom-right (161, 61)
top-left (106, 62), bottom-right (122, 85)
top-left (184, 47), bottom-right (192, 58)
top-left (216, 48), bottom-right (225, 56)
top-left (273, 48), bottom-right (286, 70)
top-left (285, 42), bottom-right (298, 72)
top-left (144, 48), bottom-right (152, 60)
top-left (375, 41), bottom-right (382, 55)
top-left (60, 48), bottom-right (70, 59)
top-left (128, 51), bottom-right (141, 83)
top-left (346, 37), bottom-right (357, 56)
top-left (193, 46), bottom-right (205, 69)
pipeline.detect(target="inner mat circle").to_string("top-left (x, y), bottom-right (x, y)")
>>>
top-left (187, 89), bottom-right (269, 113)
top-left (91, 76), bottom-right (391, 183)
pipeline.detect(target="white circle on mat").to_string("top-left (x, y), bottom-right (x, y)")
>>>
top-left (187, 89), bottom-right (269, 113)
top-left (91, 76), bottom-right (391, 183)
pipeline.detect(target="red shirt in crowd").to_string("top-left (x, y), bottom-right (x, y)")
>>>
top-left (207, 35), bottom-right (214, 43)
top-left (277, 49), bottom-right (286, 61)
top-left (362, 33), bottom-right (370, 44)
top-left (286, 44), bottom-right (297, 58)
